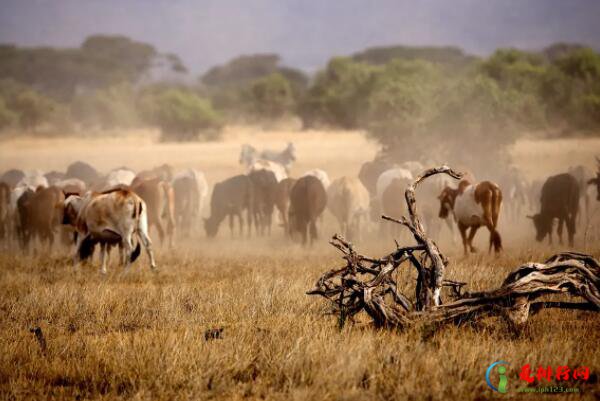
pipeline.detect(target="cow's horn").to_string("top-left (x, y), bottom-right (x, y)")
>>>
top-left (526, 215), bottom-right (534, 219)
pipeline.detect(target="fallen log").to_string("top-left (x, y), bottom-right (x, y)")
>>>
top-left (307, 166), bottom-right (600, 331)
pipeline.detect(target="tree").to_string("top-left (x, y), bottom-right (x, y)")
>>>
top-left (248, 73), bottom-right (294, 119)
top-left (6, 89), bottom-right (58, 131)
top-left (139, 88), bottom-right (222, 141)
top-left (298, 57), bottom-right (377, 128)
top-left (0, 97), bottom-right (16, 130)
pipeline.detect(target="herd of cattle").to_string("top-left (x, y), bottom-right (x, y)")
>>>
top-left (0, 141), bottom-right (599, 273)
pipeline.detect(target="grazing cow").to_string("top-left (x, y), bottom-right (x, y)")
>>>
top-left (248, 159), bottom-right (287, 182)
top-left (16, 186), bottom-right (65, 252)
top-left (172, 169), bottom-right (208, 235)
top-left (63, 189), bottom-right (156, 273)
top-left (133, 164), bottom-right (174, 186)
top-left (131, 178), bottom-right (175, 247)
top-left (274, 178), bottom-right (297, 235)
top-left (438, 180), bottom-right (503, 255)
top-left (204, 175), bottom-right (255, 238)
top-left (1, 169), bottom-right (25, 188)
top-left (240, 143), bottom-right (296, 169)
top-left (66, 161), bottom-right (100, 186)
top-left (302, 169), bottom-right (331, 190)
top-left (248, 169), bottom-right (278, 235)
top-left (528, 173), bottom-right (579, 246)
top-left (358, 158), bottom-right (395, 197)
top-left (0, 182), bottom-right (10, 242)
top-left (288, 175), bottom-right (327, 245)
top-left (327, 177), bottom-right (369, 241)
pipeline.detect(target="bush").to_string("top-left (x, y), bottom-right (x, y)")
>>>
top-left (71, 84), bottom-right (139, 129)
top-left (139, 88), bottom-right (222, 141)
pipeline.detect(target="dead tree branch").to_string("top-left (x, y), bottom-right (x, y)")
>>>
top-left (307, 166), bottom-right (600, 331)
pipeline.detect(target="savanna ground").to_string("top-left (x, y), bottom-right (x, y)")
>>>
top-left (0, 127), bottom-right (599, 400)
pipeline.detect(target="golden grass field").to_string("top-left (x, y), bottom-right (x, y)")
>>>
top-left (0, 127), bottom-right (599, 400)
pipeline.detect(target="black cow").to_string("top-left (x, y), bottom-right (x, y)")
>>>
top-left (248, 169), bottom-right (278, 236)
top-left (288, 175), bottom-right (327, 245)
top-left (528, 173), bottom-right (579, 246)
top-left (204, 175), bottom-right (254, 238)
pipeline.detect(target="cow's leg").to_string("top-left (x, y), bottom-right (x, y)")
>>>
top-left (137, 228), bottom-right (157, 270)
top-left (467, 225), bottom-right (480, 253)
top-left (457, 222), bottom-right (468, 255)
top-left (153, 221), bottom-right (165, 246)
top-left (228, 213), bottom-right (234, 238)
top-left (99, 243), bottom-right (108, 275)
top-left (566, 214), bottom-right (576, 247)
top-left (557, 218), bottom-right (564, 245)
top-left (309, 218), bottom-right (318, 245)
top-left (237, 212), bottom-right (244, 237)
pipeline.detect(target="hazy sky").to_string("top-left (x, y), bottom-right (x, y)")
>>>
top-left (1, 0), bottom-right (600, 73)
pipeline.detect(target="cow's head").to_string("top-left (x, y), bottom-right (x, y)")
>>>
top-left (203, 216), bottom-right (219, 238)
top-left (438, 187), bottom-right (457, 219)
top-left (527, 213), bottom-right (552, 242)
top-left (62, 194), bottom-right (81, 226)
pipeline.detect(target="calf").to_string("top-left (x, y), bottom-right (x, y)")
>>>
top-left (528, 173), bottom-right (579, 246)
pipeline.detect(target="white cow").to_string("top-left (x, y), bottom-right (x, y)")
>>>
top-left (63, 189), bottom-right (156, 274)
top-left (375, 167), bottom-right (413, 200)
top-left (327, 177), bottom-right (370, 240)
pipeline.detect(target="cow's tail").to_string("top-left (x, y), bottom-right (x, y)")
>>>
top-left (491, 186), bottom-right (503, 252)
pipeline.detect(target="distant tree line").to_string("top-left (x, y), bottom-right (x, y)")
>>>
top-left (0, 35), bottom-right (599, 152)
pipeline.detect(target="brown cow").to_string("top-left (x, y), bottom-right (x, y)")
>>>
top-left (63, 189), bottom-right (156, 273)
top-left (131, 178), bottom-right (175, 247)
top-left (274, 178), bottom-right (296, 235)
top-left (17, 186), bottom-right (65, 252)
top-left (288, 175), bottom-right (327, 245)
top-left (438, 179), bottom-right (503, 255)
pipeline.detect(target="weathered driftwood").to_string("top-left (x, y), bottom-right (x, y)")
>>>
top-left (307, 166), bottom-right (600, 330)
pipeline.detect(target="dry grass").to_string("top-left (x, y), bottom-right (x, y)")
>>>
top-left (1, 127), bottom-right (600, 400)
